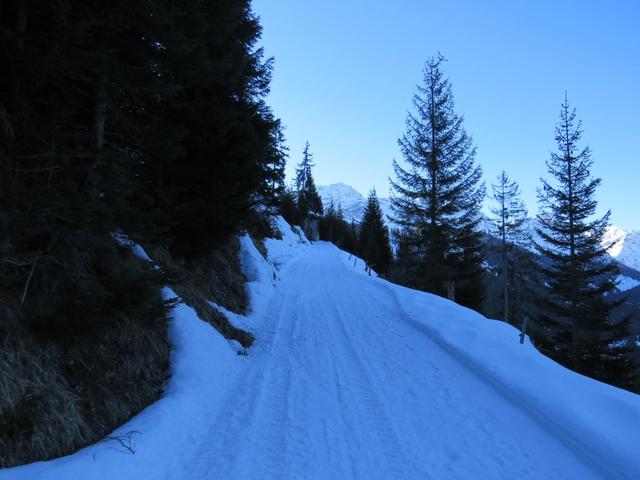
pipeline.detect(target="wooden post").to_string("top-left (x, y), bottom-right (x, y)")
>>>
top-left (519, 316), bottom-right (529, 344)
top-left (446, 280), bottom-right (455, 301)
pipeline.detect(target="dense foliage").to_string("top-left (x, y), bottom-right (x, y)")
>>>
top-left (0, 0), bottom-right (285, 466)
top-left (358, 190), bottom-right (392, 276)
top-left (318, 200), bottom-right (357, 254)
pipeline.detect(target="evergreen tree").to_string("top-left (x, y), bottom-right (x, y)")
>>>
top-left (489, 171), bottom-right (530, 325)
top-left (343, 219), bottom-right (358, 256)
top-left (0, 0), bottom-right (286, 335)
top-left (535, 95), bottom-right (635, 389)
top-left (318, 201), bottom-right (357, 254)
top-left (358, 190), bottom-right (393, 276)
top-left (259, 120), bottom-right (288, 213)
top-left (138, 0), bottom-right (285, 256)
top-left (390, 54), bottom-right (485, 310)
top-left (319, 199), bottom-right (337, 242)
top-left (279, 187), bottom-right (301, 226)
top-left (294, 141), bottom-right (323, 220)
top-left (0, 0), bottom-right (170, 339)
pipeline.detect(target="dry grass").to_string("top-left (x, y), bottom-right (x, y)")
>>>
top-left (0, 307), bottom-right (169, 468)
top-left (0, 230), bottom-right (256, 467)
top-left (0, 237), bottom-right (170, 468)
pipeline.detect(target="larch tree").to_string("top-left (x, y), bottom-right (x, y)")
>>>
top-left (390, 54), bottom-right (485, 311)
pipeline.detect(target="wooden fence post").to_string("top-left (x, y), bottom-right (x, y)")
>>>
top-left (519, 316), bottom-right (529, 344)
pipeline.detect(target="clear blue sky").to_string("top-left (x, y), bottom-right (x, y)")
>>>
top-left (252, 0), bottom-right (639, 230)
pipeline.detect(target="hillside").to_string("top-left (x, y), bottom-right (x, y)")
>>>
top-left (4, 217), bottom-right (639, 480)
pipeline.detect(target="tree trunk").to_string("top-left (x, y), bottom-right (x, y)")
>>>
top-left (502, 183), bottom-right (508, 324)
top-left (11, 0), bottom-right (28, 113)
top-left (95, 55), bottom-right (110, 151)
top-left (503, 260), bottom-right (509, 324)
top-left (10, 1), bottom-right (28, 193)
top-left (15, 0), bottom-right (27, 54)
top-left (446, 280), bottom-right (455, 301)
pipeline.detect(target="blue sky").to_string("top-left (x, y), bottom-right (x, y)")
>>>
top-left (252, 0), bottom-right (639, 229)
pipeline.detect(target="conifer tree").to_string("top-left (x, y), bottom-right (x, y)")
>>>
top-left (318, 201), bottom-right (357, 254)
top-left (390, 54), bottom-right (485, 310)
top-left (358, 190), bottom-right (393, 276)
top-left (319, 200), bottom-right (338, 242)
top-left (139, 0), bottom-right (285, 256)
top-left (535, 95), bottom-right (635, 389)
top-left (256, 120), bottom-right (288, 213)
top-left (489, 171), bottom-right (530, 324)
top-left (295, 141), bottom-right (323, 220)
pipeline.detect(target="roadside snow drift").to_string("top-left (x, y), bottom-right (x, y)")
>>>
top-left (2, 216), bottom-right (639, 480)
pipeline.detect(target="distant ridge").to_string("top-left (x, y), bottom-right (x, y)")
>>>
top-left (318, 182), bottom-right (640, 292)
top-left (317, 183), bottom-right (393, 224)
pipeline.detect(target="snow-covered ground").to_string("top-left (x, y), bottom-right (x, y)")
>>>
top-left (3, 217), bottom-right (639, 480)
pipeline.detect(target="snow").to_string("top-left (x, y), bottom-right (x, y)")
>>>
top-left (318, 183), bottom-right (393, 224)
top-left (111, 231), bottom-right (153, 262)
top-left (616, 275), bottom-right (640, 292)
top-left (604, 226), bottom-right (640, 272)
top-left (319, 184), bottom-right (640, 277)
top-left (604, 225), bottom-right (628, 258)
top-left (3, 216), bottom-right (640, 479)
top-left (0, 287), bottom-right (245, 480)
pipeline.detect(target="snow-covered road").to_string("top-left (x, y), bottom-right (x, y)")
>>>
top-left (177, 242), bottom-right (599, 480)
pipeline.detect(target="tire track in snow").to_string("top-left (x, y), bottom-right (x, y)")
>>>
top-left (175, 243), bottom-right (603, 480)
top-left (313, 261), bottom-right (421, 478)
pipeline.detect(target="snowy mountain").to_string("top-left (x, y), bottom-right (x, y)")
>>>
top-left (5, 216), bottom-right (640, 480)
top-left (319, 183), bottom-right (640, 293)
top-left (603, 226), bottom-right (640, 272)
top-left (518, 220), bottom-right (640, 293)
top-left (318, 183), bottom-right (393, 224)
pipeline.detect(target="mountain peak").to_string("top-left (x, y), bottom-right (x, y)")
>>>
top-left (318, 183), bottom-right (392, 223)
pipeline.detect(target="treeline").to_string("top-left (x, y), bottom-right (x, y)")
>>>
top-left (386, 55), bottom-right (637, 393)
top-left (281, 143), bottom-right (393, 275)
top-left (0, 0), bottom-right (285, 466)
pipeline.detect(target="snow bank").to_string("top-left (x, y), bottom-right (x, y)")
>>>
top-left (331, 234), bottom-right (640, 478)
top-left (0, 288), bottom-right (244, 480)
top-left (389, 283), bottom-right (640, 479)
top-left (111, 231), bottom-right (153, 262)
top-left (209, 234), bottom-right (277, 336)
top-left (264, 215), bottom-right (309, 269)
top-left (0, 220), bottom-right (304, 480)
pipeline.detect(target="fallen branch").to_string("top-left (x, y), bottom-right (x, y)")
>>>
top-left (104, 431), bottom-right (141, 454)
